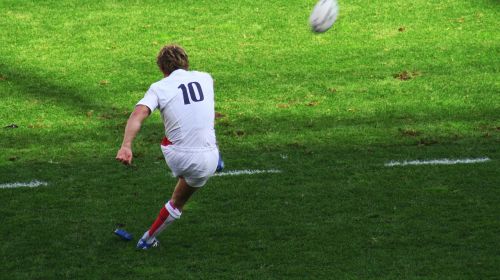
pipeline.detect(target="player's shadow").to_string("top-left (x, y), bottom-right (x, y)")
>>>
top-left (0, 62), bottom-right (111, 113)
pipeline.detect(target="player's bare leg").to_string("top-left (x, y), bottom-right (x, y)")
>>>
top-left (170, 177), bottom-right (198, 211)
top-left (137, 177), bottom-right (198, 249)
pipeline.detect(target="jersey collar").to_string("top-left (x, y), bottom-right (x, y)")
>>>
top-left (168, 69), bottom-right (187, 78)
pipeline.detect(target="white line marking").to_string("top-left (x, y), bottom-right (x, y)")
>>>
top-left (213, 169), bottom-right (282, 176)
top-left (0, 180), bottom-right (48, 189)
top-left (385, 157), bottom-right (491, 167)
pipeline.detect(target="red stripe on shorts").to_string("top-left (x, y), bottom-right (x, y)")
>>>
top-left (161, 137), bottom-right (172, 146)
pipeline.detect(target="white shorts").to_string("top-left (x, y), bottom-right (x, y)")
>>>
top-left (161, 145), bottom-right (219, 188)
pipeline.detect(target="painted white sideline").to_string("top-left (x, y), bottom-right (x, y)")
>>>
top-left (213, 169), bottom-right (282, 176)
top-left (0, 180), bottom-right (48, 189)
top-left (385, 157), bottom-right (491, 167)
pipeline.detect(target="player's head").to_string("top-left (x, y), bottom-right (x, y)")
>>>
top-left (157, 45), bottom-right (189, 76)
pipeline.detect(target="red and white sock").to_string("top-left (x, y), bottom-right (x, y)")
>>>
top-left (142, 200), bottom-right (182, 243)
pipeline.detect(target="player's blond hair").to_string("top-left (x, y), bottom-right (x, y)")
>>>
top-left (157, 45), bottom-right (189, 75)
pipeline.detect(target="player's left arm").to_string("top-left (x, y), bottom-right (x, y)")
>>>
top-left (116, 105), bottom-right (151, 165)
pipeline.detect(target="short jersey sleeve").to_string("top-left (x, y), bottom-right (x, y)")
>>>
top-left (136, 86), bottom-right (159, 113)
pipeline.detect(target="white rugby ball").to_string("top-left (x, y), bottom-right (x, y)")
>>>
top-left (309, 0), bottom-right (339, 33)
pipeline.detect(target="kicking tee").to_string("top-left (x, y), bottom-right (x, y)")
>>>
top-left (137, 69), bottom-right (216, 149)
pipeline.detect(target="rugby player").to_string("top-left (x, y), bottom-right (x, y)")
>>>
top-left (116, 45), bottom-right (221, 249)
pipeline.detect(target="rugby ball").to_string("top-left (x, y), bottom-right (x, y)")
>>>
top-left (309, 0), bottom-right (339, 33)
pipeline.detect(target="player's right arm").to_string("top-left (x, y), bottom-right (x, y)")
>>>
top-left (116, 105), bottom-right (151, 165)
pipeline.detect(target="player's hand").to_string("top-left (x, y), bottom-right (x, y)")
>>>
top-left (116, 146), bottom-right (133, 165)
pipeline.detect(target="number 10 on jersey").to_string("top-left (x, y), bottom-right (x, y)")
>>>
top-left (178, 82), bottom-right (204, 105)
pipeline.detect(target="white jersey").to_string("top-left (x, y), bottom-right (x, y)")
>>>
top-left (137, 69), bottom-right (216, 149)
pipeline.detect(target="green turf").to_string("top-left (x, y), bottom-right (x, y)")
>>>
top-left (1, 0), bottom-right (499, 279)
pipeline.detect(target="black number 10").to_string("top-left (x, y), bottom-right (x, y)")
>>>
top-left (178, 82), bottom-right (204, 105)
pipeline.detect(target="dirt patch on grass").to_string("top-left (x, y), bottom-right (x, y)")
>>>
top-left (4, 124), bottom-right (18, 129)
top-left (394, 71), bottom-right (421, 81)
top-left (234, 130), bottom-right (245, 137)
top-left (399, 128), bottom-right (421, 137)
top-left (418, 138), bottom-right (439, 146)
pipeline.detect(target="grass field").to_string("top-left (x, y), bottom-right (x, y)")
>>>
top-left (1, 0), bottom-right (499, 279)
